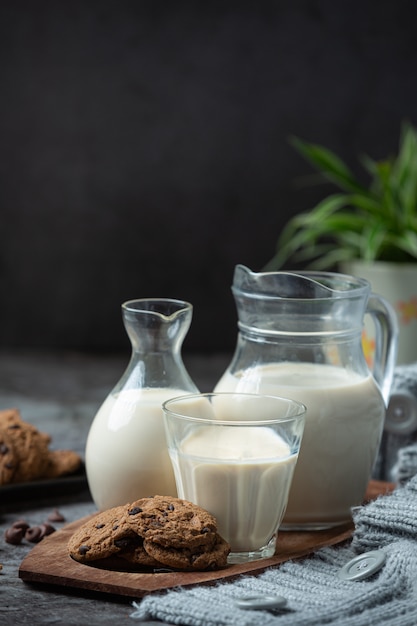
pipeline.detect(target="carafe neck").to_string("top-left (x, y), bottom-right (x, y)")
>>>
top-left (113, 299), bottom-right (198, 393)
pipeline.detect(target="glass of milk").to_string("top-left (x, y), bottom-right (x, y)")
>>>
top-left (162, 392), bottom-right (306, 564)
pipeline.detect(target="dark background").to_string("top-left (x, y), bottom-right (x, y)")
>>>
top-left (1, 0), bottom-right (417, 354)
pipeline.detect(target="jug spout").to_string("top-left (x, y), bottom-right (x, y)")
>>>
top-left (233, 264), bottom-right (342, 299)
top-left (232, 265), bottom-right (372, 336)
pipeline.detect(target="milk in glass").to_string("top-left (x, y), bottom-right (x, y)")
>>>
top-left (170, 424), bottom-right (297, 552)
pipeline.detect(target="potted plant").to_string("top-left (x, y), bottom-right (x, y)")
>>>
top-left (265, 122), bottom-right (417, 364)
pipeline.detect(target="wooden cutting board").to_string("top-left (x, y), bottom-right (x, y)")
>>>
top-left (19, 480), bottom-right (393, 599)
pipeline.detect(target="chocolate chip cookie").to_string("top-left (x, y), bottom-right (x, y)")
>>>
top-left (5, 420), bottom-right (50, 483)
top-left (116, 542), bottom-right (161, 568)
top-left (0, 408), bottom-right (23, 428)
top-left (0, 430), bottom-right (17, 484)
top-left (68, 496), bottom-right (230, 571)
top-left (68, 505), bottom-right (138, 562)
top-left (143, 534), bottom-right (230, 571)
top-left (43, 449), bottom-right (82, 479)
top-left (0, 407), bottom-right (82, 485)
top-left (126, 495), bottom-right (218, 549)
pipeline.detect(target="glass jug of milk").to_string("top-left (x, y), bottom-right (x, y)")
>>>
top-left (85, 298), bottom-right (198, 510)
top-left (215, 265), bottom-right (398, 529)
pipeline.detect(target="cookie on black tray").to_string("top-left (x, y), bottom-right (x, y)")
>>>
top-left (0, 429), bottom-right (17, 485)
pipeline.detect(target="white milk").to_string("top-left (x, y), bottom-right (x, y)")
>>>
top-left (215, 363), bottom-right (386, 527)
top-left (170, 425), bottom-right (297, 553)
top-left (85, 388), bottom-right (187, 510)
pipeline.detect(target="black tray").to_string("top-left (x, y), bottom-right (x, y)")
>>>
top-left (0, 465), bottom-right (88, 505)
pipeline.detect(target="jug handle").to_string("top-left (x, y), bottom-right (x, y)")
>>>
top-left (367, 294), bottom-right (399, 405)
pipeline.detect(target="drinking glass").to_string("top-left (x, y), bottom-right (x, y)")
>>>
top-left (163, 392), bottom-right (305, 563)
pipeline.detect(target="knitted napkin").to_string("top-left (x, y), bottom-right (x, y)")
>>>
top-left (130, 472), bottom-right (417, 626)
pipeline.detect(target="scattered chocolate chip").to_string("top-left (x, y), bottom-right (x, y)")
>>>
top-left (5, 527), bottom-right (24, 545)
top-left (79, 545), bottom-right (90, 555)
top-left (4, 462), bottom-right (14, 470)
top-left (128, 507), bottom-right (142, 515)
top-left (168, 504), bottom-right (175, 511)
top-left (202, 527), bottom-right (210, 534)
top-left (0, 443), bottom-right (9, 455)
top-left (95, 523), bottom-right (105, 529)
top-left (25, 526), bottom-right (43, 543)
top-left (7, 424), bottom-right (21, 430)
top-left (11, 520), bottom-right (30, 532)
top-left (39, 523), bottom-right (56, 537)
top-left (4, 519), bottom-right (55, 545)
top-left (47, 509), bottom-right (65, 523)
top-left (112, 525), bottom-right (119, 530)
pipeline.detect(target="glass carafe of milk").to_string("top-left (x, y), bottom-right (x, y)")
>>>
top-left (215, 265), bottom-right (398, 529)
top-left (85, 298), bottom-right (198, 510)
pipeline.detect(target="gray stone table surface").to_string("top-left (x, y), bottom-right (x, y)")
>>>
top-left (0, 350), bottom-right (231, 626)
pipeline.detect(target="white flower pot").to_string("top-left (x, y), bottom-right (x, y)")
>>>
top-left (341, 261), bottom-right (417, 366)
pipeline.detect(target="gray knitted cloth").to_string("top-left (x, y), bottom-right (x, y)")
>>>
top-left (130, 472), bottom-right (417, 625)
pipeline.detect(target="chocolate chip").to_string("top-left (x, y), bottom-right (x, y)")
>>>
top-left (114, 538), bottom-right (133, 549)
top-left (25, 526), bottom-right (43, 543)
top-left (47, 509), bottom-right (65, 523)
top-left (168, 504), bottom-right (175, 511)
top-left (5, 462), bottom-right (14, 469)
top-left (8, 424), bottom-right (21, 430)
top-left (79, 545), bottom-right (90, 555)
top-left (5, 527), bottom-right (24, 545)
top-left (113, 524), bottom-right (119, 530)
top-left (128, 507), bottom-right (143, 516)
top-left (12, 520), bottom-right (30, 532)
top-left (39, 523), bottom-right (56, 537)
top-left (202, 527), bottom-right (210, 534)
top-left (0, 443), bottom-right (9, 455)
top-left (95, 523), bottom-right (105, 529)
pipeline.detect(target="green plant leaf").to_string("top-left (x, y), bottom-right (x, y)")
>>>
top-left (344, 192), bottom-right (385, 217)
top-left (265, 123), bottom-right (417, 270)
top-left (290, 136), bottom-right (366, 194)
top-left (390, 230), bottom-right (417, 257)
top-left (392, 123), bottom-right (417, 216)
top-left (360, 223), bottom-right (388, 261)
top-left (307, 247), bottom-right (360, 270)
top-left (287, 194), bottom-right (350, 226)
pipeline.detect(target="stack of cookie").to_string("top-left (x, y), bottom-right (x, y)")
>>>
top-left (68, 495), bottom-right (230, 571)
top-left (0, 408), bottom-right (82, 485)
